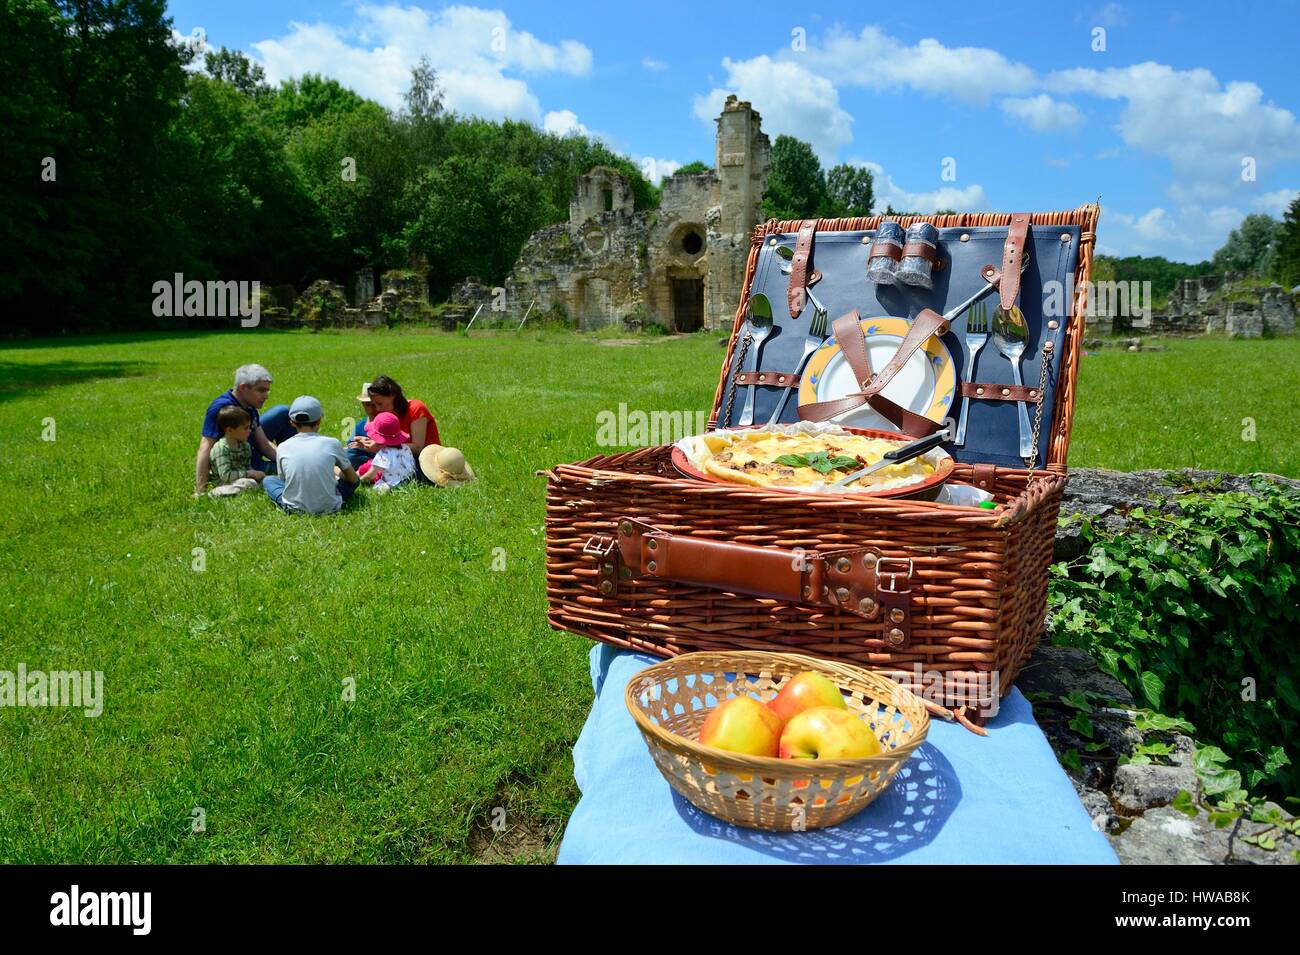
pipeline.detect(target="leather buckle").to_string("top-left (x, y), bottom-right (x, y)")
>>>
top-left (876, 557), bottom-right (914, 592)
top-left (585, 535), bottom-right (620, 598)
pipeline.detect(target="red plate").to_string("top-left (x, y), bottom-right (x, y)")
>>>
top-left (670, 426), bottom-right (955, 500)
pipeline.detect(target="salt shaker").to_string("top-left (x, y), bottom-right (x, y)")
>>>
top-left (866, 221), bottom-right (905, 285)
top-left (895, 222), bottom-right (939, 288)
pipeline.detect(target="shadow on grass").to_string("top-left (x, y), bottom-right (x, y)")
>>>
top-left (0, 358), bottom-right (154, 401)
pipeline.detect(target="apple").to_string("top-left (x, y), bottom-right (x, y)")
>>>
top-left (779, 706), bottom-right (883, 760)
top-left (698, 696), bottom-right (783, 757)
top-left (766, 671), bottom-right (846, 726)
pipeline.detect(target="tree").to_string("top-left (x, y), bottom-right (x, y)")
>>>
top-left (256, 74), bottom-right (369, 136)
top-left (404, 55), bottom-right (444, 123)
top-left (403, 154), bottom-right (551, 294)
top-left (1210, 213), bottom-right (1280, 276)
top-left (674, 161), bottom-right (711, 175)
top-left (762, 135), bottom-right (831, 221)
top-left (826, 163), bottom-right (873, 217)
top-left (204, 46), bottom-right (268, 97)
top-left (0, 0), bottom-right (194, 332)
top-left (1271, 196), bottom-right (1300, 289)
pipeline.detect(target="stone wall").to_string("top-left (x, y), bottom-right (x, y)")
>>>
top-left (1153, 274), bottom-right (1295, 338)
top-left (499, 97), bottom-right (769, 332)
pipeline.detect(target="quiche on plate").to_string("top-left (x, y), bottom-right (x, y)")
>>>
top-left (690, 428), bottom-right (941, 491)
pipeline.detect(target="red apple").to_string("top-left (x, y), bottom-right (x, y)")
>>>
top-left (779, 706), bottom-right (883, 759)
top-left (766, 671), bottom-right (847, 727)
top-left (698, 696), bottom-right (783, 757)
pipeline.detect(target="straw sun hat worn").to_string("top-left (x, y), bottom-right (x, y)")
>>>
top-left (356, 382), bottom-right (373, 402)
top-left (418, 444), bottom-right (476, 487)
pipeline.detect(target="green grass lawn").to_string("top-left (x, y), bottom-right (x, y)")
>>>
top-left (0, 328), bottom-right (1295, 863)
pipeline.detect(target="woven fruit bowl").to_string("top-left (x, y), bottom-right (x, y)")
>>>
top-left (624, 651), bottom-right (930, 831)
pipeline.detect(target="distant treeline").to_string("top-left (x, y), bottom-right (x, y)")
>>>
top-left (1, 0), bottom-right (659, 333)
top-left (3, 1), bottom-right (1295, 336)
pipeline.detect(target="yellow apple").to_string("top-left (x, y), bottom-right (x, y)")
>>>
top-left (698, 696), bottom-right (783, 757)
top-left (766, 671), bottom-right (847, 727)
top-left (779, 706), bottom-right (882, 759)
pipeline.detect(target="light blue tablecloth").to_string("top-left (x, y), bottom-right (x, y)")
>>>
top-left (557, 644), bottom-right (1119, 865)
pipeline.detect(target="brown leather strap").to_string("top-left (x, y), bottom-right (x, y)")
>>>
top-left (960, 381), bottom-right (1041, 402)
top-left (999, 214), bottom-right (1030, 313)
top-left (787, 220), bottom-right (817, 318)
top-left (874, 557), bottom-right (914, 650)
top-left (798, 311), bottom-right (945, 437)
top-left (733, 370), bottom-right (800, 388)
top-left (899, 240), bottom-right (941, 263)
top-left (867, 239), bottom-right (903, 261)
top-left (612, 519), bottom-right (886, 621)
top-left (860, 308), bottom-right (946, 398)
top-left (970, 463), bottom-right (998, 492)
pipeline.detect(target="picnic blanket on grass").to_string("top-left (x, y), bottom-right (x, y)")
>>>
top-left (557, 644), bottom-right (1119, 865)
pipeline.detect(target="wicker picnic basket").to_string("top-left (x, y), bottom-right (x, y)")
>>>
top-left (544, 207), bottom-right (1099, 723)
top-left (625, 651), bottom-right (929, 831)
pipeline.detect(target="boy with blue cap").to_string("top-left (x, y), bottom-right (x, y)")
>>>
top-left (263, 396), bottom-right (360, 515)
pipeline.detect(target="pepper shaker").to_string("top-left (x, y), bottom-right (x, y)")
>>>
top-left (866, 221), bottom-right (905, 285)
top-left (896, 222), bottom-right (940, 289)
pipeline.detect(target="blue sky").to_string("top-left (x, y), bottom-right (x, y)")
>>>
top-left (166, 0), bottom-right (1300, 262)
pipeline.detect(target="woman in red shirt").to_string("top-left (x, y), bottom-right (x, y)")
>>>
top-left (352, 375), bottom-right (441, 459)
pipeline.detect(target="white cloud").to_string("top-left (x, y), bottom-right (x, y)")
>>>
top-left (252, 4), bottom-right (592, 121)
top-left (693, 55), bottom-right (853, 160)
top-left (638, 158), bottom-right (681, 185)
top-left (848, 160), bottom-right (989, 213)
top-left (543, 109), bottom-right (589, 137)
top-left (641, 57), bottom-right (667, 72)
top-left (1000, 94), bottom-right (1084, 133)
top-left (804, 26), bottom-right (1037, 106)
top-left (1048, 61), bottom-right (1300, 202)
top-left (1100, 205), bottom-right (1245, 259)
top-left (1252, 188), bottom-right (1299, 216)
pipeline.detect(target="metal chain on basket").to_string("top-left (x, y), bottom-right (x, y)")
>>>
top-left (718, 332), bottom-right (751, 430)
top-left (1023, 341), bottom-right (1054, 479)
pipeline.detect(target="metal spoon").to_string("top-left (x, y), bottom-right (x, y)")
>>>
top-left (736, 293), bottom-right (773, 425)
top-left (991, 305), bottom-right (1034, 458)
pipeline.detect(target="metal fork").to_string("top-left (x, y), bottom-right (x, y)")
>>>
top-left (955, 301), bottom-right (990, 446)
top-left (736, 294), bottom-right (773, 425)
top-left (766, 304), bottom-right (829, 426)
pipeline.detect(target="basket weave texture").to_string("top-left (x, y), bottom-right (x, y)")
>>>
top-left (626, 651), bottom-right (929, 831)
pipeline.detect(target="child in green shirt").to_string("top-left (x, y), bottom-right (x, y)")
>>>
top-left (208, 405), bottom-right (265, 497)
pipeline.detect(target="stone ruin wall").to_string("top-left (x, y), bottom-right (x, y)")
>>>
top-left (1088, 273), bottom-right (1296, 339)
top-left (499, 96), bottom-right (771, 332)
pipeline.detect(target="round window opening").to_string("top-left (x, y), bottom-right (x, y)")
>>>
top-left (680, 231), bottom-right (704, 256)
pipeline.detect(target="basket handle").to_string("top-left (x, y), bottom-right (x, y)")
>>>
top-left (590, 519), bottom-right (914, 647)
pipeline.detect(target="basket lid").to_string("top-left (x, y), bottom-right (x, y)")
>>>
top-left (708, 207), bottom-right (1099, 471)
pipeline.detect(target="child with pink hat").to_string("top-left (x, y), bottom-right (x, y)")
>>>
top-left (357, 411), bottom-right (416, 494)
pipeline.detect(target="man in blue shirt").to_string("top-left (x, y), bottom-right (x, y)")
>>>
top-left (195, 364), bottom-right (293, 495)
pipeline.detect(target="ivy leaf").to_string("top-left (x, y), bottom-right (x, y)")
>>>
top-left (1059, 749), bottom-right (1083, 775)
top-left (1171, 789), bottom-right (1198, 818)
top-left (1138, 670), bottom-right (1165, 709)
top-left (1061, 691), bottom-right (1093, 713)
top-left (1068, 712), bottom-right (1095, 738)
